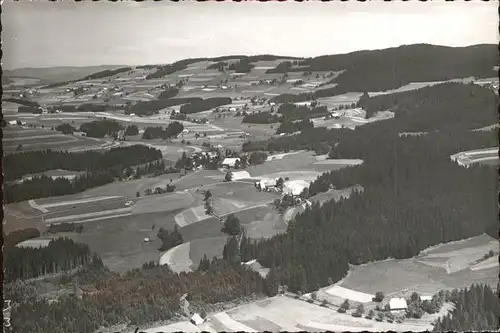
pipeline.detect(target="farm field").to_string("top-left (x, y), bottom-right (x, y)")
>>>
top-left (2, 126), bottom-right (105, 152)
top-left (147, 295), bottom-right (447, 333)
top-left (159, 236), bottom-right (229, 273)
top-left (337, 234), bottom-right (498, 298)
top-left (246, 150), bottom-right (362, 176)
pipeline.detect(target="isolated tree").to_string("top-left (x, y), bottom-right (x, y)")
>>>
top-left (225, 171), bottom-right (233, 182)
top-left (299, 188), bottom-right (309, 199)
top-left (355, 304), bottom-right (365, 317)
top-left (204, 190), bottom-right (212, 202)
top-left (341, 299), bottom-right (350, 310)
top-left (410, 291), bottom-right (420, 303)
top-left (367, 309), bottom-right (375, 319)
top-left (136, 191), bottom-right (140, 197)
top-left (222, 214), bottom-right (242, 236)
top-left (276, 177), bottom-right (284, 190)
top-left (222, 236), bottom-right (240, 263)
top-left (144, 188), bottom-right (153, 196)
top-left (373, 291), bottom-right (385, 302)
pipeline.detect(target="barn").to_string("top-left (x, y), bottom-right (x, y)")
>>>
top-left (389, 298), bottom-right (408, 313)
top-left (222, 157), bottom-right (240, 168)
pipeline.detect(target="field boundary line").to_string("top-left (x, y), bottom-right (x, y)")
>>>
top-left (28, 200), bottom-right (49, 213)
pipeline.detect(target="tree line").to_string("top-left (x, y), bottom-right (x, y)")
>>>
top-left (5, 145), bottom-right (162, 181)
top-left (179, 97), bottom-right (232, 114)
top-left (433, 284), bottom-right (499, 331)
top-left (125, 97), bottom-right (201, 116)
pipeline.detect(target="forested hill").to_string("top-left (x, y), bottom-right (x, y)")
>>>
top-left (268, 44), bottom-right (497, 97)
top-left (245, 83), bottom-right (498, 154)
top-left (239, 82), bottom-right (498, 293)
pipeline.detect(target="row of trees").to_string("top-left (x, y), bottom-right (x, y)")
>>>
top-left (80, 67), bottom-right (132, 80)
top-left (146, 62), bottom-right (189, 79)
top-left (206, 61), bottom-right (227, 72)
top-left (143, 182), bottom-right (176, 197)
top-left (179, 97), bottom-right (232, 114)
top-left (142, 122), bottom-right (184, 140)
top-left (276, 119), bottom-right (314, 134)
top-left (157, 226), bottom-right (184, 251)
top-left (242, 111), bottom-right (280, 124)
top-left (125, 98), bottom-right (202, 116)
top-left (5, 145), bottom-right (162, 181)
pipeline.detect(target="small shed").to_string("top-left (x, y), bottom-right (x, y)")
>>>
top-left (190, 313), bottom-right (204, 326)
top-left (389, 298), bottom-right (408, 312)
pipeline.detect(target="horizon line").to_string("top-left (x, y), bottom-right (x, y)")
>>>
top-left (4, 42), bottom-right (496, 71)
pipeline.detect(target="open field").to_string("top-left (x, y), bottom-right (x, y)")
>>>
top-left (337, 234), bottom-right (498, 297)
top-left (174, 181), bottom-right (277, 227)
top-left (3, 126), bottom-right (105, 152)
top-left (147, 295), bottom-right (446, 332)
top-left (69, 209), bottom-right (180, 272)
top-left (159, 236), bottom-right (229, 273)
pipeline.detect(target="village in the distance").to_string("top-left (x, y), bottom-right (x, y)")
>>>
top-left (2, 2), bottom-right (499, 333)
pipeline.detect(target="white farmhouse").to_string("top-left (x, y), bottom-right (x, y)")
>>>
top-left (222, 157), bottom-right (240, 168)
top-left (420, 295), bottom-right (433, 302)
top-left (389, 298), bottom-right (408, 313)
top-left (190, 313), bottom-right (204, 326)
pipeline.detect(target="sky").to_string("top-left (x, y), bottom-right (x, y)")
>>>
top-left (2, 0), bottom-right (498, 69)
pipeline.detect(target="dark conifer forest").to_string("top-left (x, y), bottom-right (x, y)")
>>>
top-left (5, 145), bottom-right (162, 181)
top-left (267, 44), bottom-right (496, 95)
top-left (238, 82), bottom-right (497, 293)
top-left (433, 284), bottom-right (499, 331)
top-left (4, 145), bottom-right (162, 202)
top-left (4, 238), bottom-right (94, 282)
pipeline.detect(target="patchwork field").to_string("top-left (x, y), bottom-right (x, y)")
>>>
top-left (2, 126), bottom-right (105, 152)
